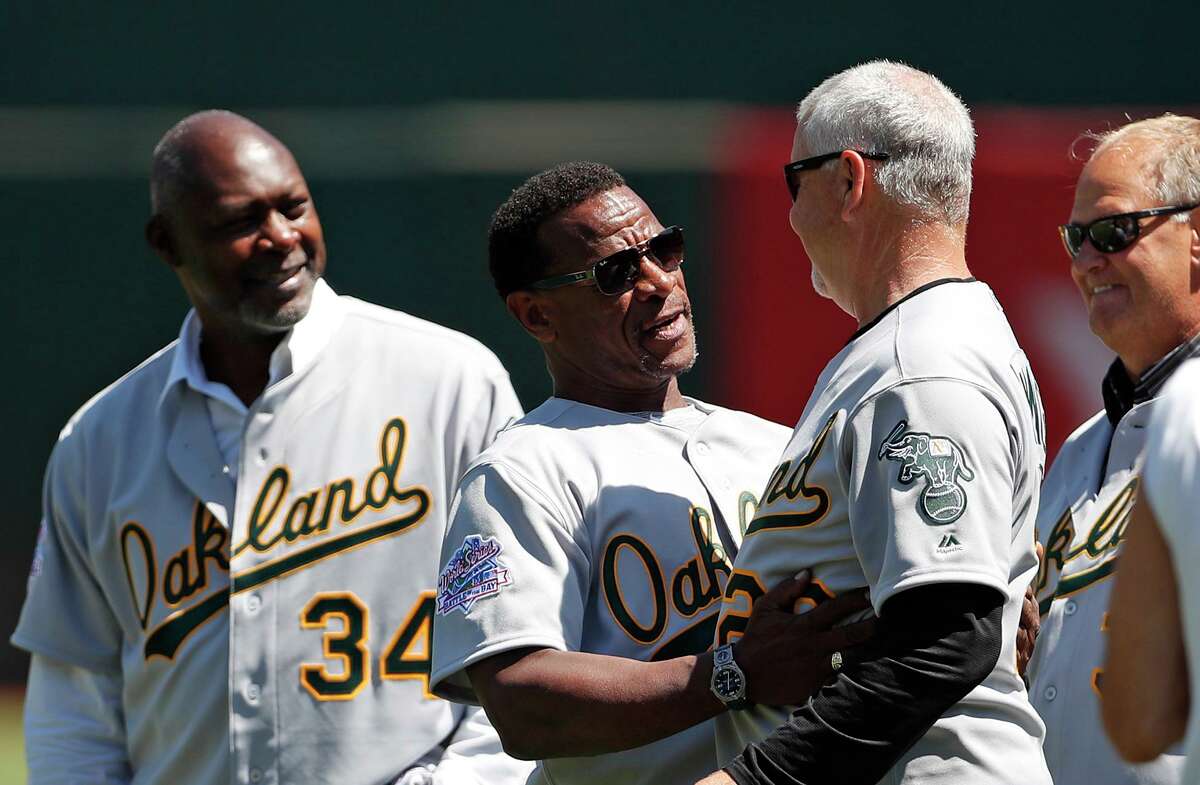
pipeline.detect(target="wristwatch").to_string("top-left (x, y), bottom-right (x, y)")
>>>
top-left (710, 643), bottom-right (752, 710)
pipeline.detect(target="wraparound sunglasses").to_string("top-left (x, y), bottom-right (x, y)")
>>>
top-left (1059, 203), bottom-right (1199, 258)
top-left (530, 225), bottom-right (685, 296)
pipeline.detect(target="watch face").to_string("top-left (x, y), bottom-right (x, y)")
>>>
top-left (715, 668), bottom-right (744, 698)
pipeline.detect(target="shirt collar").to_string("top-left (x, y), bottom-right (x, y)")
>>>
top-left (1102, 329), bottom-right (1200, 425)
top-left (158, 278), bottom-right (343, 411)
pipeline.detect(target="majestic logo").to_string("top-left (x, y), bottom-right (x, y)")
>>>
top-left (437, 535), bottom-right (512, 615)
top-left (937, 533), bottom-right (964, 553)
top-left (878, 420), bottom-right (975, 525)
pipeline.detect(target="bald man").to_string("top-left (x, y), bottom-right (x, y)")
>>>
top-left (12, 111), bottom-right (531, 785)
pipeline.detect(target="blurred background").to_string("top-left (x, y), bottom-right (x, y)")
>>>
top-left (2, 1), bottom-right (1195, 778)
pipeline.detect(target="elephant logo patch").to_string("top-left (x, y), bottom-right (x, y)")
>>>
top-left (878, 420), bottom-right (975, 525)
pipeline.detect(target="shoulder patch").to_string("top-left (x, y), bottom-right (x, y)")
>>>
top-left (436, 535), bottom-right (512, 615)
top-left (878, 420), bottom-right (975, 525)
top-left (28, 522), bottom-right (47, 585)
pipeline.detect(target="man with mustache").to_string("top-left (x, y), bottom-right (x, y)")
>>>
top-left (429, 161), bottom-right (877, 785)
top-left (13, 110), bottom-right (531, 785)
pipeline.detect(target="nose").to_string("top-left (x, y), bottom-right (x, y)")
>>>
top-left (256, 210), bottom-right (300, 253)
top-left (631, 254), bottom-right (675, 300)
top-left (1070, 241), bottom-right (1106, 279)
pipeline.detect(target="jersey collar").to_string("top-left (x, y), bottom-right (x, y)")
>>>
top-left (846, 277), bottom-right (977, 345)
top-left (158, 278), bottom-right (344, 412)
top-left (1102, 328), bottom-right (1200, 425)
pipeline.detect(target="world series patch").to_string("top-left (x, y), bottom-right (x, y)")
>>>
top-left (436, 534), bottom-right (512, 615)
top-left (878, 420), bottom-right (975, 525)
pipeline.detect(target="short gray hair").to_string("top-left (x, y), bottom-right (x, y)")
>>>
top-left (1090, 114), bottom-right (1200, 222)
top-left (795, 60), bottom-right (975, 226)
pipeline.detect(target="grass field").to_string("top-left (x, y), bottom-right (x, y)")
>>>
top-left (0, 689), bottom-right (25, 784)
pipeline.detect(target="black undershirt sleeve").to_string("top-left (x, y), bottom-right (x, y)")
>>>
top-left (725, 582), bottom-right (1005, 785)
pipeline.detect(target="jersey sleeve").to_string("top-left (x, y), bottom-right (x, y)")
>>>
top-left (1141, 365), bottom-right (1200, 549)
top-left (24, 653), bottom-right (132, 784)
top-left (460, 361), bottom-right (523, 465)
top-left (845, 379), bottom-right (1016, 613)
top-left (430, 460), bottom-right (589, 703)
top-left (11, 432), bottom-right (124, 671)
top-left (428, 705), bottom-right (535, 784)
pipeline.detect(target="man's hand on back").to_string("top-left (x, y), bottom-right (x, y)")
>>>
top-left (734, 571), bottom-right (877, 707)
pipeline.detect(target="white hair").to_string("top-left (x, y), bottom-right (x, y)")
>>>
top-left (1090, 114), bottom-right (1200, 222)
top-left (795, 60), bottom-right (975, 226)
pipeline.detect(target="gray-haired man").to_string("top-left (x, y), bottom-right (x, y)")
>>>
top-left (1027, 114), bottom-right (1199, 785)
top-left (699, 61), bottom-right (1052, 785)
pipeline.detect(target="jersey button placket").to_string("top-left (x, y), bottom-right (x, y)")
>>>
top-left (1043, 685), bottom-right (1058, 701)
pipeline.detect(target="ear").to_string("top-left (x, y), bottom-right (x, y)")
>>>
top-left (505, 291), bottom-right (558, 344)
top-left (1190, 218), bottom-right (1200, 293)
top-left (837, 151), bottom-right (869, 222)
top-left (1191, 213), bottom-right (1200, 260)
top-left (145, 214), bottom-right (180, 267)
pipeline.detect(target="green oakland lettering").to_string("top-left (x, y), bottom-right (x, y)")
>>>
top-left (670, 507), bottom-right (732, 617)
top-left (122, 502), bottom-right (229, 624)
top-left (1035, 507), bottom-right (1075, 604)
top-left (601, 534), bottom-right (668, 644)
top-left (736, 491), bottom-right (760, 536)
top-left (235, 418), bottom-right (419, 557)
top-left (139, 417), bottom-right (431, 661)
top-left (602, 504), bottom-right (734, 645)
top-left (747, 413), bottom-right (836, 535)
top-left (1037, 477), bottom-right (1137, 616)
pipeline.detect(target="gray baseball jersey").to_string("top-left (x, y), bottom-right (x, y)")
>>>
top-left (1142, 358), bottom-right (1200, 785)
top-left (429, 397), bottom-right (791, 785)
top-left (13, 285), bottom-right (529, 785)
top-left (714, 279), bottom-right (1051, 783)
top-left (1029, 380), bottom-right (1185, 782)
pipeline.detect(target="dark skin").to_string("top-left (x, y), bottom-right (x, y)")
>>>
top-left (469, 572), bottom-right (876, 760)
top-left (484, 186), bottom-right (1041, 761)
top-left (506, 186), bottom-right (693, 413)
top-left (145, 111), bottom-right (327, 406)
top-left (473, 187), bottom-right (878, 760)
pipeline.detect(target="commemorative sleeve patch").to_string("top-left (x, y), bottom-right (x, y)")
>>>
top-left (436, 534), bottom-right (513, 615)
top-left (28, 521), bottom-right (47, 586)
top-left (878, 420), bottom-right (975, 525)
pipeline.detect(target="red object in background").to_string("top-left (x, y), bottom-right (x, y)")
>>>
top-left (712, 107), bottom-right (1178, 460)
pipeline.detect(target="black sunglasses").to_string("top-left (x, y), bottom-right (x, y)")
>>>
top-left (530, 225), bottom-right (685, 296)
top-left (1058, 203), bottom-right (1199, 258)
top-left (783, 150), bottom-right (890, 201)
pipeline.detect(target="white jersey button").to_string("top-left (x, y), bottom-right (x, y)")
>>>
top-left (246, 594), bottom-right (262, 613)
top-left (1043, 685), bottom-right (1058, 701)
top-left (696, 443), bottom-right (710, 455)
top-left (246, 683), bottom-right (261, 704)
top-left (249, 768), bottom-right (262, 783)
top-left (1064, 600), bottom-right (1077, 616)
top-left (257, 447), bottom-right (270, 465)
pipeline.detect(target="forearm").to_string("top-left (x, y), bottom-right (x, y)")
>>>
top-left (25, 653), bottom-right (132, 785)
top-left (725, 584), bottom-right (1003, 785)
top-left (470, 647), bottom-right (723, 759)
top-left (1102, 499), bottom-right (1189, 761)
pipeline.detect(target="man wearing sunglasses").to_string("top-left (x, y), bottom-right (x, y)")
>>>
top-left (429, 161), bottom-right (879, 785)
top-left (702, 61), bottom-right (1051, 785)
top-left (1025, 114), bottom-right (1200, 785)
